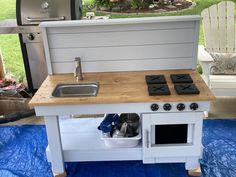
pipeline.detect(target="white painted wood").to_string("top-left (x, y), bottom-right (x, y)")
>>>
top-left (48, 29), bottom-right (194, 48)
top-left (192, 20), bottom-right (200, 69)
top-left (51, 44), bottom-right (195, 74)
top-left (210, 75), bottom-right (236, 88)
top-left (209, 4), bottom-right (220, 52)
top-left (198, 45), bottom-right (214, 62)
top-left (198, 45), bottom-right (213, 85)
top-left (142, 112), bottom-right (203, 168)
top-left (199, 1), bottom-right (236, 96)
top-left (210, 82), bottom-right (236, 88)
top-left (43, 116), bottom-right (204, 166)
top-left (46, 118), bottom-right (142, 162)
top-left (201, 1), bottom-right (235, 53)
top-left (143, 156), bottom-right (200, 165)
top-left (34, 102), bottom-right (211, 116)
top-left (218, 1), bottom-right (227, 53)
top-left (211, 88), bottom-right (236, 97)
top-left (209, 75), bottom-right (236, 82)
top-left (52, 58), bottom-right (194, 73)
top-left (47, 144), bottom-right (142, 162)
top-left (50, 43), bottom-right (193, 62)
top-left (41, 28), bottom-right (52, 74)
top-left (40, 15), bottom-right (201, 28)
top-left (47, 21), bottom-right (195, 34)
top-left (200, 73), bottom-right (236, 96)
top-left (187, 124), bottom-right (194, 144)
top-left (201, 1), bottom-right (236, 52)
top-left (40, 16), bottom-right (201, 74)
top-left (201, 9), bottom-right (212, 51)
top-left (226, 1), bottom-right (235, 53)
top-left (44, 116), bottom-right (65, 173)
top-left (185, 157), bottom-right (200, 170)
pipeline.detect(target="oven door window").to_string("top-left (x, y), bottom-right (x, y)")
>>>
top-left (154, 124), bottom-right (188, 144)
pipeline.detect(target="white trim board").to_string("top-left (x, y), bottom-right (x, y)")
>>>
top-left (34, 102), bottom-right (210, 116)
top-left (40, 15), bottom-right (201, 28)
top-left (40, 16), bottom-right (201, 74)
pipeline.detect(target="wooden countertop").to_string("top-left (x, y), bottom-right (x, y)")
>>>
top-left (29, 70), bottom-right (215, 107)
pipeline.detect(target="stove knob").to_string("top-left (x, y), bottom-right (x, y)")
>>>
top-left (27, 33), bottom-right (35, 41)
top-left (190, 103), bottom-right (198, 111)
top-left (151, 104), bottom-right (159, 111)
top-left (163, 103), bottom-right (172, 111)
top-left (177, 103), bottom-right (185, 111)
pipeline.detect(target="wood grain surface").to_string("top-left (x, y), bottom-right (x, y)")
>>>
top-left (29, 70), bottom-right (215, 107)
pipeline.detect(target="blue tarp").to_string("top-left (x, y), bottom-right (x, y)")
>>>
top-left (0, 125), bottom-right (188, 177)
top-left (0, 119), bottom-right (235, 177)
top-left (201, 119), bottom-right (236, 177)
top-left (0, 125), bottom-right (52, 177)
top-left (66, 161), bottom-right (187, 177)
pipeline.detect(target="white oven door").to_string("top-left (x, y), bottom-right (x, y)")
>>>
top-left (142, 112), bottom-right (203, 165)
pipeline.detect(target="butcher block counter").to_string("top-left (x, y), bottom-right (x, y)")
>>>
top-left (29, 69), bottom-right (215, 107)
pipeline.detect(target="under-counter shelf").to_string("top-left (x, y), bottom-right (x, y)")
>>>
top-left (46, 117), bottom-right (142, 162)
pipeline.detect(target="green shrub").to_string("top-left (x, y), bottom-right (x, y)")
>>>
top-left (196, 63), bottom-right (203, 74)
top-left (95, 0), bottom-right (111, 7)
top-left (130, 0), bottom-right (142, 10)
top-left (130, 0), bottom-right (153, 10)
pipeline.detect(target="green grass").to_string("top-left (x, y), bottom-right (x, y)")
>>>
top-left (0, 0), bottom-right (25, 81)
top-left (0, 0), bottom-right (235, 80)
top-left (0, 0), bottom-right (16, 20)
top-left (0, 35), bottom-right (25, 81)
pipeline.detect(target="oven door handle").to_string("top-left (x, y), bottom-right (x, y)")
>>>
top-left (146, 130), bottom-right (151, 148)
top-left (26, 16), bottom-right (65, 22)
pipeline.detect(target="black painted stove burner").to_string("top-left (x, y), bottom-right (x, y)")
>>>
top-left (171, 74), bottom-right (193, 83)
top-left (174, 84), bottom-right (200, 95)
top-left (148, 84), bottom-right (170, 96)
top-left (146, 75), bottom-right (167, 84)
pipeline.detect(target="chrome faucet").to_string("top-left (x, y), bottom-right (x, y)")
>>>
top-left (74, 57), bottom-right (83, 81)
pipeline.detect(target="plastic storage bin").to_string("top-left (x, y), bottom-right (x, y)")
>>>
top-left (101, 129), bottom-right (141, 148)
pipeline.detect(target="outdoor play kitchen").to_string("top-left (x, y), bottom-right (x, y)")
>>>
top-left (28, 15), bottom-right (215, 176)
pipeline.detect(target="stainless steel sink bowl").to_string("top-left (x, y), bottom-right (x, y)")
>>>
top-left (52, 83), bottom-right (99, 97)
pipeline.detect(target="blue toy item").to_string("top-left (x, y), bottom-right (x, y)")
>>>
top-left (97, 114), bottom-right (119, 133)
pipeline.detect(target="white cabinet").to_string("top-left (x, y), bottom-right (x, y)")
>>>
top-left (142, 112), bottom-right (203, 169)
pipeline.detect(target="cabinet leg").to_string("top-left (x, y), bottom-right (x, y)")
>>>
top-left (185, 158), bottom-right (199, 170)
top-left (188, 167), bottom-right (201, 176)
top-left (53, 171), bottom-right (67, 177)
top-left (44, 116), bottom-right (65, 174)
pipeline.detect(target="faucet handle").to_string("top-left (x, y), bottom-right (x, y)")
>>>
top-left (74, 57), bottom-right (81, 67)
top-left (75, 57), bottom-right (81, 65)
top-left (75, 57), bottom-right (81, 61)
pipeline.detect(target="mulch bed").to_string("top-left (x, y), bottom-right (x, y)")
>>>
top-left (97, 0), bottom-right (193, 13)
